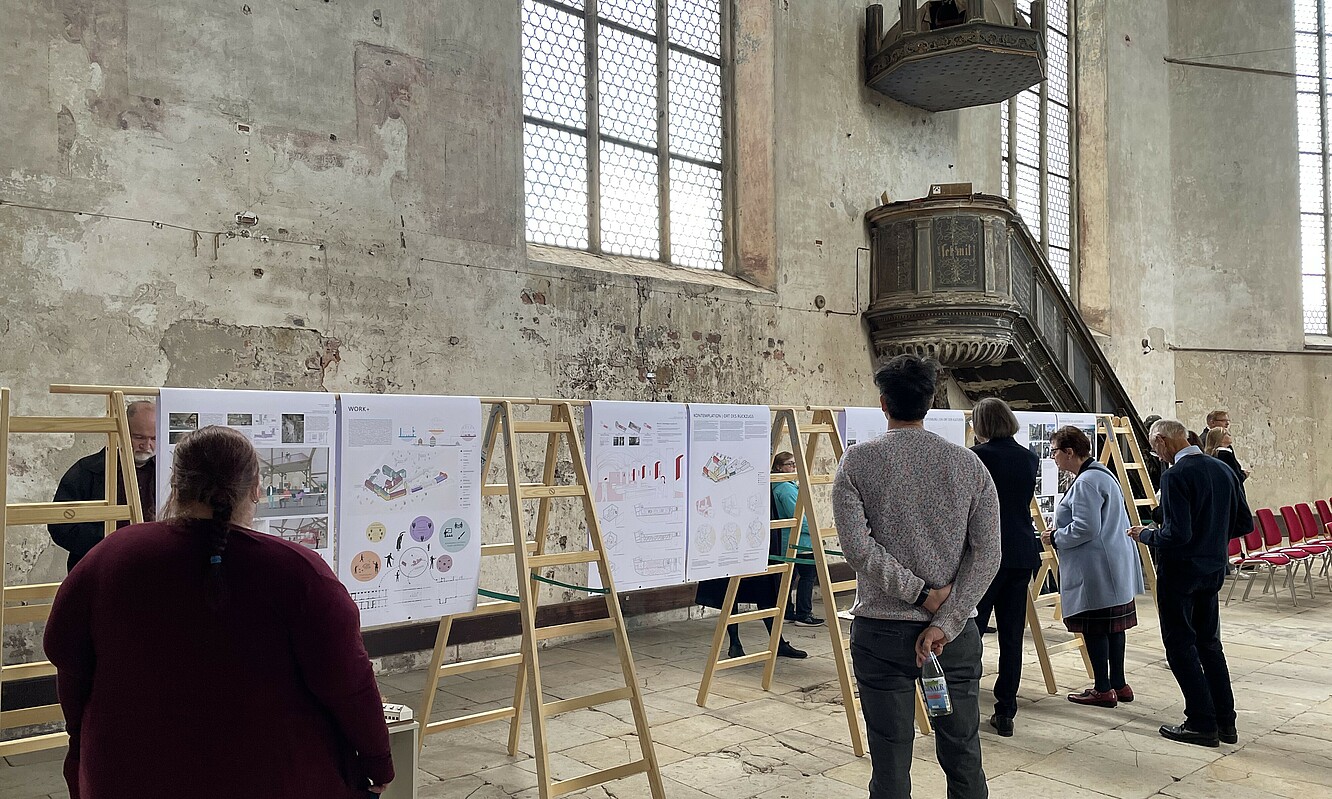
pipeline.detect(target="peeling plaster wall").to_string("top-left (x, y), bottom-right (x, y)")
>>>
top-left (1, 0), bottom-right (996, 665)
top-left (1078, 0), bottom-right (1332, 509)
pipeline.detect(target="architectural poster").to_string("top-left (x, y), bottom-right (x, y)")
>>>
top-left (923, 409), bottom-right (967, 445)
top-left (840, 406), bottom-right (888, 447)
top-left (684, 404), bottom-right (772, 582)
top-left (839, 407), bottom-right (967, 447)
top-left (337, 394), bottom-right (482, 627)
top-left (156, 388), bottom-right (337, 566)
top-left (585, 401), bottom-right (688, 591)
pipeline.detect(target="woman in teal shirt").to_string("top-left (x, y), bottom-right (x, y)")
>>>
top-left (773, 452), bottom-right (823, 626)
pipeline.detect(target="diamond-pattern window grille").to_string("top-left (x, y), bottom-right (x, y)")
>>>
top-left (521, 0), bottom-right (725, 271)
top-left (1296, 1), bottom-right (1332, 335)
top-left (1002, 0), bottom-right (1075, 292)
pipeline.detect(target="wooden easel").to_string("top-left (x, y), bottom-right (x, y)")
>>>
top-left (1025, 498), bottom-right (1095, 693)
top-left (697, 407), bottom-right (931, 754)
top-left (416, 400), bottom-right (666, 799)
top-left (1098, 415), bottom-right (1158, 599)
top-left (0, 387), bottom-right (145, 757)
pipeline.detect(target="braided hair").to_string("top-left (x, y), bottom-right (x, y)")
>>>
top-left (161, 426), bottom-right (260, 611)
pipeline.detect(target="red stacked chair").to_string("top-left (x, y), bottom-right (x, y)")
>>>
top-left (1293, 503), bottom-right (1332, 582)
top-left (1315, 499), bottom-right (1332, 542)
top-left (1257, 508), bottom-right (1317, 601)
top-left (1280, 505), bottom-right (1330, 588)
top-left (1228, 526), bottom-right (1299, 605)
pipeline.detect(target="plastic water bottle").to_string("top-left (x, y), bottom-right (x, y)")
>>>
top-left (920, 652), bottom-right (953, 717)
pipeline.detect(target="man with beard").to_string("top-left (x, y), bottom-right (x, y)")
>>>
top-left (49, 400), bottom-right (158, 570)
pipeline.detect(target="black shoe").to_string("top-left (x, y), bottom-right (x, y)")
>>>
top-left (988, 714), bottom-right (1014, 737)
top-left (1159, 723), bottom-right (1220, 748)
top-left (792, 614), bottom-right (825, 627)
top-left (728, 642), bottom-right (745, 659)
top-left (777, 640), bottom-right (808, 659)
top-left (1219, 725), bottom-right (1238, 745)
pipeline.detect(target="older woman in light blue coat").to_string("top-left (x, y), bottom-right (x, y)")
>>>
top-left (1041, 426), bottom-right (1145, 709)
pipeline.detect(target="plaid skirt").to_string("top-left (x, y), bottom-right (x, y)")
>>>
top-left (1064, 600), bottom-right (1138, 635)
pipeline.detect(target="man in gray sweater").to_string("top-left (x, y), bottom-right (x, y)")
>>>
top-left (834, 355), bottom-right (1001, 799)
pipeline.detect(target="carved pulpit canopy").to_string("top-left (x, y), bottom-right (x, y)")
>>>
top-left (865, 0), bottom-right (1047, 112)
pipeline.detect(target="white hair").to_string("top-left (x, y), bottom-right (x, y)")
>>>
top-left (1149, 418), bottom-right (1188, 442)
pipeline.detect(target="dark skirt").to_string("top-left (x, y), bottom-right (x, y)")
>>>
top-left (1064, 600), bottom-right (1138, 635)
top-left (695, 572), bottom-right (780, 610)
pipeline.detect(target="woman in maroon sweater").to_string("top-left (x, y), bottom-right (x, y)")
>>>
top-left (45, 426), bottom-right (393, 799)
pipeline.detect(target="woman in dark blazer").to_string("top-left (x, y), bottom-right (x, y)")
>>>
top-left (970, 398), bottom-right (1040, 737)
top-left (1204, 428), bottom-right (1247, 483)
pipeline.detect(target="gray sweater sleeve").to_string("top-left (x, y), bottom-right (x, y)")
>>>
top-left (931, 463), bottom-right (1001, 640)
top-left (833, 449), bottom-right (927, 604)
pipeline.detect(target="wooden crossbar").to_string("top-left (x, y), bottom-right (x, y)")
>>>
top-left (0, 388), bottom-right (145, 758)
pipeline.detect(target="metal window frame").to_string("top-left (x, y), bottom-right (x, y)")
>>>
top-left (524, 0), bottom-right (729, 271)
top-left (1322, 0), bottom-right (1332, 334)
top-left (1004, 0), bottom-right (1078, 300)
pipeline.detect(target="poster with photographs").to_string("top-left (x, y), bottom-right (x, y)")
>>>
top-left (1013, 411), bottom-right (1060, 529)
top-left (157, 388), bottom-right (337, 566)
top-left (585, 401), bottom-right (688, 591)
top-left (684, 404), bottom-right (772, 582)
top-left (336, 394), bottom-right (482, 627)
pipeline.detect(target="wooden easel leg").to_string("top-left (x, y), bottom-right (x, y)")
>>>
top-left (914, 686), bottom-right (932, 735)
top-left (697, 574), bottom-right (744, 706)
top-left (761, 563), bottom-right (795, 691)
top-left (1026, 590), bottom-right (1058, 695)
top-left (504, 405), bottom-right (563, 758)
top-left (418, 616), bottom-right (455, 752)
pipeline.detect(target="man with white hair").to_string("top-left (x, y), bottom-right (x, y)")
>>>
top-left (49, 400), bottom-right (158, 570)
top-left (1129, 418), bottom-right (1252, 748)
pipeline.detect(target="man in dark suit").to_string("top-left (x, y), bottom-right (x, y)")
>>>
top-left (49, 400), bottom-right (158, 570)
top-left (1129, 418), bottom-right (1253, 748)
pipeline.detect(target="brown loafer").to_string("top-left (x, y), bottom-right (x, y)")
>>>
top-left (1115, 684), bottom-right (1134, 703)
top-left (1067, 687), bottom-right (1118, 708)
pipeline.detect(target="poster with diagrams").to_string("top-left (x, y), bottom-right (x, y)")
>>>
top-left (585, 401), bottom-right (688, 591)
top-left (156, 388), bottom-right (338, 566)
top-left (840, 407), bottom-right (888, 447)
top-left (684, 404), bottom-right (771, 582)
top-left (840, 408), bottom-right (967, 447)
top-left (337, 394), bottom-right (482, 627)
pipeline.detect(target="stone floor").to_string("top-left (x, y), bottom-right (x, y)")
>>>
top-left (6, 579), bottom-right (1332, 799)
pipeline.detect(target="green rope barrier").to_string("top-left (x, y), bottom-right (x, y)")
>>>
top-left (531, 572), bottom-right (610, 594)
top-left (477, 587), bottom-right (520, 603)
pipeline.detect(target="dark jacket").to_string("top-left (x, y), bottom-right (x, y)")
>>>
top-left (971, 437), bottom-right (1041, 570)
top-left (44, 521), bottom-right (393, 799)
top-left (49, 450), bottom-right (157, 571)
top-left (1213, 448), bottom-right (1246, 483)
top-left (1139, 451), bottom-right (1253, 579)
